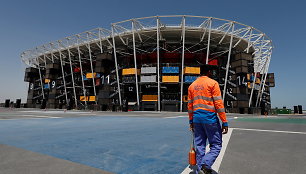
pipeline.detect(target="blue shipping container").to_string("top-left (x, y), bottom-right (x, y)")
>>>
top-left (44, 84), bottom-right (50, 89)
top-left (184, 76), bottom-right (198, 83)
top-left (162, 67), bottom-right (179, 73)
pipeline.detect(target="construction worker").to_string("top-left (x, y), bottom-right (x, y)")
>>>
top-left (188, 65), bottom-right (228, 174)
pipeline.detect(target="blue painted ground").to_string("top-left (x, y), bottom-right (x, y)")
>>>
top-left (0, 116), bottom-right (190, 174)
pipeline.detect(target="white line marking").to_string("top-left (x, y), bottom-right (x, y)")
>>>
top-left (211, 128), bottom-right (233, 172)
top-left (19, 115), bottom-right (61, 118)
top-left (79, 113), bottom-right (96, 115)
top-left (181, 128), bottom-right (233, 174)
top-left (0, 115), bottom-right (61, 119)
top-left (164, 116), bottom-right (188, 119)
top-left (181, 165), bottom-right (192, 173)
top-left (181, 165), bottom-right (197, 174)
top-left (0, 119), bottom-right (19, 120)
top-left (18, 111), bottom-right (91, 114)
top-left (233, 128), bottom-right (306, 135)
top-left (25, 115), bottom-right (61, 118)
top-left (0, 118), bottom-right (57, 120)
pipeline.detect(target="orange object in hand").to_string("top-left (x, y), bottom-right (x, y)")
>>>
top-left (189, 147), bottom-right (196, 165)
top-left (189, 131), bottom-right (197, 165)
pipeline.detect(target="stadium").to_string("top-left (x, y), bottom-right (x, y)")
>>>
top-left (21, 15), bottom-right (274, 113)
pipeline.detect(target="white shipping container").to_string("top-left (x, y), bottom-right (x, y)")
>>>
top-left (141, 75), bottom-right (157, 82)
top-left (141, 67), bottom-right (157, 74)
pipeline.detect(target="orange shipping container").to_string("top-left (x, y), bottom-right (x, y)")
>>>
top-left (86, 73), bottom-right (97, 79)
top-left (162, 76), bottom-right (179, 83)
top-left (122, 68), bottom-right (140, 76)
top-left (44, 79), bottom-right (51, 83)
top-left (80, 96), bottom-right (88, 101)
top-left (89, 96), bottom-right (96, 101)
top-left (80, 96), bottom-right (96, 101)
top-left (142, 95), bottom-right (158, 101)
top-left (184, 67), bottom-right (200, 74)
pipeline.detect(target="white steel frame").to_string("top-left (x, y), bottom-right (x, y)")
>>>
top-left (21, 15), bottom-right (273, 111)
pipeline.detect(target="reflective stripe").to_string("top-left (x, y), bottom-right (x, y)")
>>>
top-left (193, 104), bottom-right (216, 111)
top-left (188, 110), bottom-right (193, 114)
top-left (216, 108), bottom-right (225, 113)
top-left (194, 95), bottom-right (214, 102)
top-left (213, 96), bottom-right (223, 101)
top-left (189, 96), bottom-right (215, 103)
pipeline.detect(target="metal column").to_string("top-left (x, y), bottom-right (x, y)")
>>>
top-left (98, 29), bottom-right (103, 53)
top-left (248, 71), bottom-right (257, 107)
top-left (255, 57), bottom-right (269, 107)
top-left (156, 17), bottom-right (161, 111)
top-left (51, 52), bottom-right (54, 62)
top-left (246, 28), bottom-right (253, 54)
top-left (222, 23), bottom-right (235, 101)
top-left (132, 21), bottom-right (140, 109)
top-left (43, 55), bottom-right (47, 67)
top-left (87, 33), bottom-right (97, 105)
top-left (180, 16), bottom-right (186, 112)
top-left (206, 18), bottom-right (212, 64)
top-left (51, 52), bottom-right (55, 63)
top-left (257, 54), bottom-right (271, 106)
top-left (43, 54), bottom-right (48, 92)
top-left (256, 52), bottom-right (272, 107)
top-left (248, 38), bottom-right (264, 107)
top-left (59, 51), bottom-right (69, 106)
top-left (111, 25), bottom-right (123, 106)
top-left (68, 48), bottom-right (78, 108)
top-left (37, 58), bottom-right (45, 100)
top-left (77, 40), bottom-right (87, 108)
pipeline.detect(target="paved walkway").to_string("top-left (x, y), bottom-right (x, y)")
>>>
top-left (0, 108), bottom-right (306, 174)
top-left (0, 144), bottom-right (112, 174)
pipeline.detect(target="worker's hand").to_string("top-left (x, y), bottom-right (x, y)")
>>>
top-left (222, 126), bottom-right (228, 134)
top-left (189, 123), bottom-right (194, 132)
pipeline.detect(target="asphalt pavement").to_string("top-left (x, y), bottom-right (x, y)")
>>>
top-left (0, 108), bottom-right (305, 174)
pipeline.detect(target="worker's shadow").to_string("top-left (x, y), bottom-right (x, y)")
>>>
top-left (188, 165), bottom-right (218, 174)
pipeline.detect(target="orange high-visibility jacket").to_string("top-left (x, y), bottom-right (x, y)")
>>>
top-left (188, 76), bottom-right (228, 126)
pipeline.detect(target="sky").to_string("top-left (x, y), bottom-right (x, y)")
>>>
top-left (0, 0), bottom-right (305, 109)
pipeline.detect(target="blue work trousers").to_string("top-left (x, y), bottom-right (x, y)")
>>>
top-left (194, 122), bottom-right (222, 170)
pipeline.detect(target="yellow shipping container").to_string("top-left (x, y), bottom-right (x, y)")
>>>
top-left (184, 67), bottom-right (200, 74)
top-left (89, 96), bottom-right (96, 101)
top-left (44, 79), bottom-right (50, 83)
top-left (183, 95), bottom-right (188, 102)
top-left (80, 96), bottom-right (88, 101)
top-left (162, 76), bottom-right (179, 83)
top-left (122, 68), bottom-right (140, 76)
top-left (247, 82), bottom-right (251, 88)
top-left (86, 73), bottom-right (97, 79)
top-left (142, 95), bottom-right (158, 101)
top-left (255, 78), bottom-right (261, 84)
top-left (80, 96), bottom-right (96, 101)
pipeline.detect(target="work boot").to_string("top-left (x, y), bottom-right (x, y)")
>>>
top-left (201, 166), bottom-right (212, 174)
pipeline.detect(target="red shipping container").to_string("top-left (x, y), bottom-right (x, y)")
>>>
top-left (208, 59), bottom-right (218, 65)
top-left (148, 52), bottom-right (157, 59)
top-left (74, 67), bottom-right (81, 73)
top-left (164, 52), bottom-right (179, 59)
top-left (95, 78), bottom-right (101, 86)
top-left (184, 53), bottom-right (195, 59)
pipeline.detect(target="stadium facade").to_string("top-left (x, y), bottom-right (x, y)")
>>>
top-left (21, 15), bottom-right (275, 113)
